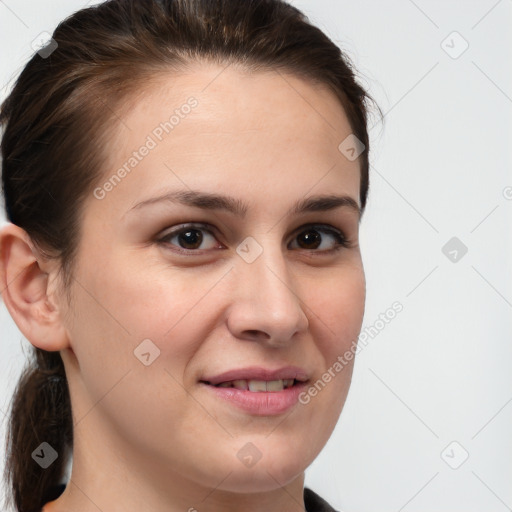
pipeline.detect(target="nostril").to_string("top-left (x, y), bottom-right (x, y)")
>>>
top-left (243, 330), bottom-right (270, 339)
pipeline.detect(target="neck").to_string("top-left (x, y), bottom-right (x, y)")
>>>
top-left (43, 420), bottom-right (308, 512)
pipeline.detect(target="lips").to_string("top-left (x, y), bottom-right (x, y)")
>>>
top-left (215, 378), bottom-right (296, 391)
top-left (199, 366), bottom-right (311, 415)
top-left (200, 366), bottom-right (309, 388)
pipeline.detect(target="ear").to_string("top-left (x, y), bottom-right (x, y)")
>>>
top-left (0, 222), bottom-right (70, 351)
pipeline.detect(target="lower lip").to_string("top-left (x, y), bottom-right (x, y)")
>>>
top-left (201, 382), bottom-right (309, 416)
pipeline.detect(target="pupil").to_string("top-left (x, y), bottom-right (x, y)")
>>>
top-left (179, 229), bottom-right (203, 249)
top-left (298, 230), bottom-right (320, 249)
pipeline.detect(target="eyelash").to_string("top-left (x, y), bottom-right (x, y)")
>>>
top-left (156, 222), bottom-right (352, 255)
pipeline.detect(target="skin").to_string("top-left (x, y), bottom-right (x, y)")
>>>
top-left (0, 62), bottom-right (365, 512)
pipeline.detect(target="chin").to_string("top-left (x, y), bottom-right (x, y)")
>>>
top-left (213, 463), bottom-right (306, 494)
top-left (205, 442), bottom-right (315, 494)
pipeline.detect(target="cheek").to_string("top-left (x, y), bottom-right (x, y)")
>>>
top-left (307, 264), bottom-right (366, 357)
top-left (78, 254), bottom-right (216, 342)
top-left (64, 259), bottom-right (213, 403)
top-left (301, 265), bottom-right (365, 418)
top-left (65, 261), bottom-right (219, 450)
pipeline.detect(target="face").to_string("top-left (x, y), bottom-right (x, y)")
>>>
top-left (57, 62), bottom-right (365, 495)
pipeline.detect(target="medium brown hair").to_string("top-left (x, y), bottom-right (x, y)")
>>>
top-left (1, 0), bottom-right (381, 510)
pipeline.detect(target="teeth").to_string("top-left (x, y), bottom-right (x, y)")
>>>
top-left (248, 380), bottom-right (268, 392)
top-left (232, 379), bottom-right (248, 390)
top-left (266, 379), bottom-right (285, 391)
top-left (214, 379), bottom-right (296, 391)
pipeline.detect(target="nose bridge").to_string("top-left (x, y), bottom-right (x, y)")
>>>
top-left (228, 234), bottom-right (309, 343)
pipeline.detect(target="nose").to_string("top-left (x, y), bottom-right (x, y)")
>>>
top-left (226, 240), bottom-right (309, 347)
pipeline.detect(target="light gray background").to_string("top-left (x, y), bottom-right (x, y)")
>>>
top-left (1, 1), bottom-right (511, 511)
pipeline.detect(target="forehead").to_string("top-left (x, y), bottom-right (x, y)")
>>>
top-left (90, 63), bottom-right (360, 218)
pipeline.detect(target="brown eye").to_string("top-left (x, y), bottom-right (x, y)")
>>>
top-left (289, 225), bottom-right (349, 253)
top-left (157, 222), bottom-right (350, 255)
top-left (176, 229), bottom-right (204, 250)
top-left (296, 229), bottom-right (322, 249)
top-left (158, 224), bottom-right (220, 252)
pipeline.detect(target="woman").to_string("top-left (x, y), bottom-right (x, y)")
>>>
top-left (0, 0), bottom-right (381, 511)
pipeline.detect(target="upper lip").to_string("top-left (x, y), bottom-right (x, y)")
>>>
top-left (201, 366), bottom-right (310, 386)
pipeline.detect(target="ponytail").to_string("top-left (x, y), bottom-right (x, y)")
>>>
top-left (3, 348), bottom-right (72, 512)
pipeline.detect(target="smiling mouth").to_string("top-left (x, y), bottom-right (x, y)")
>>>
top-left (203, 378), bottom-right (301, 392)
top-left (200, 373), bottom-right (310, 415)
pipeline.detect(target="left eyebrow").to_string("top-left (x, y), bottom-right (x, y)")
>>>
top-left (293, 194), bottom-right (361, 219)
top-left (126, 190), bottom-right (361, 219)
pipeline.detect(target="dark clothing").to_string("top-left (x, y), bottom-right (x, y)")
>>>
top-left (304, 487), bottom-right (340, 511)
top-left (44, 483), bottom-right (339, 511)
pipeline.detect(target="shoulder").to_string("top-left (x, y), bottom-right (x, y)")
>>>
top-left (304, 487), bottom-right (342, 512)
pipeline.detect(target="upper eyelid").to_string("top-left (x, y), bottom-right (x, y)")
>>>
top-left (160, 221), bottom-right (346, 236)
top-left (158, 222), bottom-right (348, 246)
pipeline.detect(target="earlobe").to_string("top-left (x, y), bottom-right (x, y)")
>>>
top-left (0, 223), bottom-right (70, 352)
